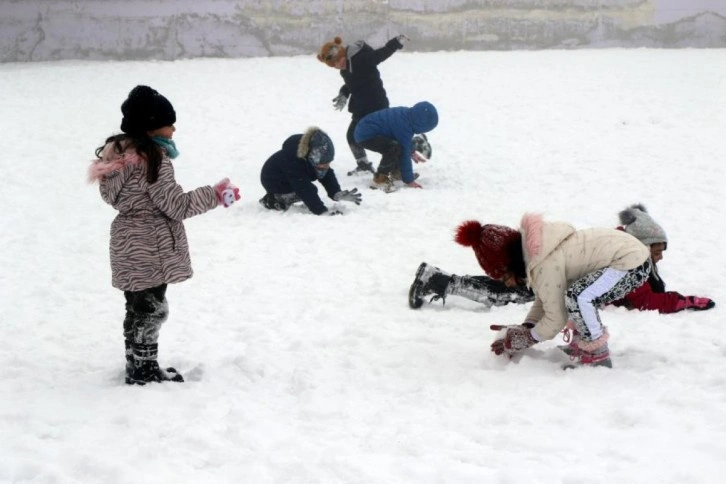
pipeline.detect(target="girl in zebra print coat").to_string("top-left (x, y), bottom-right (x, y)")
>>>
top-left (88, 86), bottom-right (240, 385)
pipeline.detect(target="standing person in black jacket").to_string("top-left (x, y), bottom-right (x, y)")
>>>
top-left (317, 34), bottom-right (408, 176)
top-left (259, 127), bottom-right (361, 216)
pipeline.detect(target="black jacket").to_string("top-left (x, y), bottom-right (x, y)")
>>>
top-left (339, 37), bottom-right (403, 118)
top-left (260, 134), bottom-right (342, 215)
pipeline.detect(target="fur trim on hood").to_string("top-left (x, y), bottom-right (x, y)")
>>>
top-left (520, 212), bottom-right (576, 273)
top-left (520, 213), bottom-right (544, 259)
top-left (296, 127), bottom-right (335, 165)
top-left (297, 127), bottom-right (319, 159)
top-left (87, 142), bottom-right (143, 183)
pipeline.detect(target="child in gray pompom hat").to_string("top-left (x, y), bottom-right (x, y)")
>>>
top-left (612, 204), bottom-right (715, 313)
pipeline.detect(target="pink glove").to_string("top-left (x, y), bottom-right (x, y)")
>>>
top-left (490, 324), bottom-right (537, 356)
top-left (214, 178), bottom-right (240, 207)
top-left (676, 296), bottom-right (715, 311)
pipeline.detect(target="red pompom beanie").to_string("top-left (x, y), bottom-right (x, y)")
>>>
top-left (454, 220), bottom-right (522, 279)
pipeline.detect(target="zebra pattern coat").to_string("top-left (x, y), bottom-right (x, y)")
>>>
top-left (89, 141), bottom-right (218, 292)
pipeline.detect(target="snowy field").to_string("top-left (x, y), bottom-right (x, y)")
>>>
top-left (1, 48), bottom-right (725, 483)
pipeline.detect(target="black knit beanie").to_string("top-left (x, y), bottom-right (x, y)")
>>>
top-left (120, 85), bottom-right (176, 135)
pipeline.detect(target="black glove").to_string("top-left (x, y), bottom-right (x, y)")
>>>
top-left (332, 93), bottom-right (348, 111)
top-left (334, 188), bottom-right (362, 205)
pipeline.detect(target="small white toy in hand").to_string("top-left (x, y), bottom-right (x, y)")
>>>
top-left (214, 178), bottom-right (241, 208)
top-left (222, 188), bottom-right (236, 207)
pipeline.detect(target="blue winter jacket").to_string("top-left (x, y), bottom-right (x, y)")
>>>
top-left (260, 134), bottom-right (342, 215)
top-left (354, 101), bottom-right (438, 184)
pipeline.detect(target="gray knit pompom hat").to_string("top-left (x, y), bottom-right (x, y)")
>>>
top-left (619, 203), bottom-right (667, 248)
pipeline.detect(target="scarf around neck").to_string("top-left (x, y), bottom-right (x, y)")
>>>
top-left (151, 136), bottom-right (179, 159)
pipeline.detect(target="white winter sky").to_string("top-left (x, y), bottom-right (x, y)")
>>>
top-left (1, 48), bottom-right (725, 483)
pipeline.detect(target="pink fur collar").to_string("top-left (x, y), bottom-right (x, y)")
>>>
top-left (520, 213), bottom-right (544, 258)
top-left (87, 148), bottom-right (142, 183)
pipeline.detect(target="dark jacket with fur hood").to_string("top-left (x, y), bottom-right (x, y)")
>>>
top-left (338, 37), bottom-right (403, 118)
top-left (260, 129), bottom-right (342, 215)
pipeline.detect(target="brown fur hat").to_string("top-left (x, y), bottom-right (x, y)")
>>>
top-left (317, 36), bottom-right (346, 67)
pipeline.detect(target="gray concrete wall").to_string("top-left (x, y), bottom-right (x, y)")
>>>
top-left (1, 0), bottom-right (725, 62)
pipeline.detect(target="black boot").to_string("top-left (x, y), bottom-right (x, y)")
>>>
top-left (125, 340), bottom-right (134, 384)
top-left (347, 158), bottom-right (375, 176)
top-left (127, 343), bottom-right (184, 385)
top-left (259, 192), bottom-right (301, 211)
top-left (408, 262), bottom-right (453, 309)
top-left (259, 193), bottom-right (285, 211)
top-left (123, 301), bottom-right (135, 384)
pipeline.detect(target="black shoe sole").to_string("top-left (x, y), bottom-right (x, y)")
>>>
top-left (408, 262), bottom-right (428, 309)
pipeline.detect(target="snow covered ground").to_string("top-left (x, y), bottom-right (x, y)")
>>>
top-left (1, 48), bottom-right (725, 483)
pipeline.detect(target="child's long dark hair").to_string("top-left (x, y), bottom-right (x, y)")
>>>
top-left (507, 237), bottom-right (527, 280)
top-left (95, 134), bottom-right (163, 184)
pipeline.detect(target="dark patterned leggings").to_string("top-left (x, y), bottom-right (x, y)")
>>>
top-left (565, 260), bottom-right (650, 341)
top-left (122, 284), bottom-right (169, 346)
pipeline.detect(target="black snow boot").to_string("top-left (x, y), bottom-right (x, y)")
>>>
top-left (259, 192), bottom-right (301, 211)
top-left (127, 343), bottom-right (184, 385)
top-left (408, 262), bottom-right (453, 309)
top-left (125, 340), bottom-right (134, 384)
top-left (347, 158), bottom-right (375, 176)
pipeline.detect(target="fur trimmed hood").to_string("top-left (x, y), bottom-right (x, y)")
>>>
top-left (297, 127), bottom-right (319, 159)
top-left (297, 127), bottom-right (334, 164)
top-left (87, 141), bottom-right (143, 183)
top-left (520, 213), bottom-right (576, 275)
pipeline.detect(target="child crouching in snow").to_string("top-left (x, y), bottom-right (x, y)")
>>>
top-left (88, 85), bottom-right (240, 385)
top-left (354, 101), bottom-right (438, 192)
top-left (456, 214), bottom-right (650, 369)
top-left (259, 127), bottom-right (362, 215)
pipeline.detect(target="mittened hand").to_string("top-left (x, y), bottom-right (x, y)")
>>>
top-left (332, 93), bottom-right (348, 111)
top-left (396, 34), bottom-right (410, 46)
top-left (678, 296), bottom-right (716, 311)
top-left (214, 178), bottom-right (241, 207)
top-left (490, 324), bottom-right (537, 356)
top-left (334, 188), bottom-right (362, 205)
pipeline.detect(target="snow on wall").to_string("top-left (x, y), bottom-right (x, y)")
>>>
top-left (1, 0), bottom-right (725, 62)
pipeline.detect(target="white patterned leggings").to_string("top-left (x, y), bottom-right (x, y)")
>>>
top-left (565, 260), bottom-right (650, 342)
